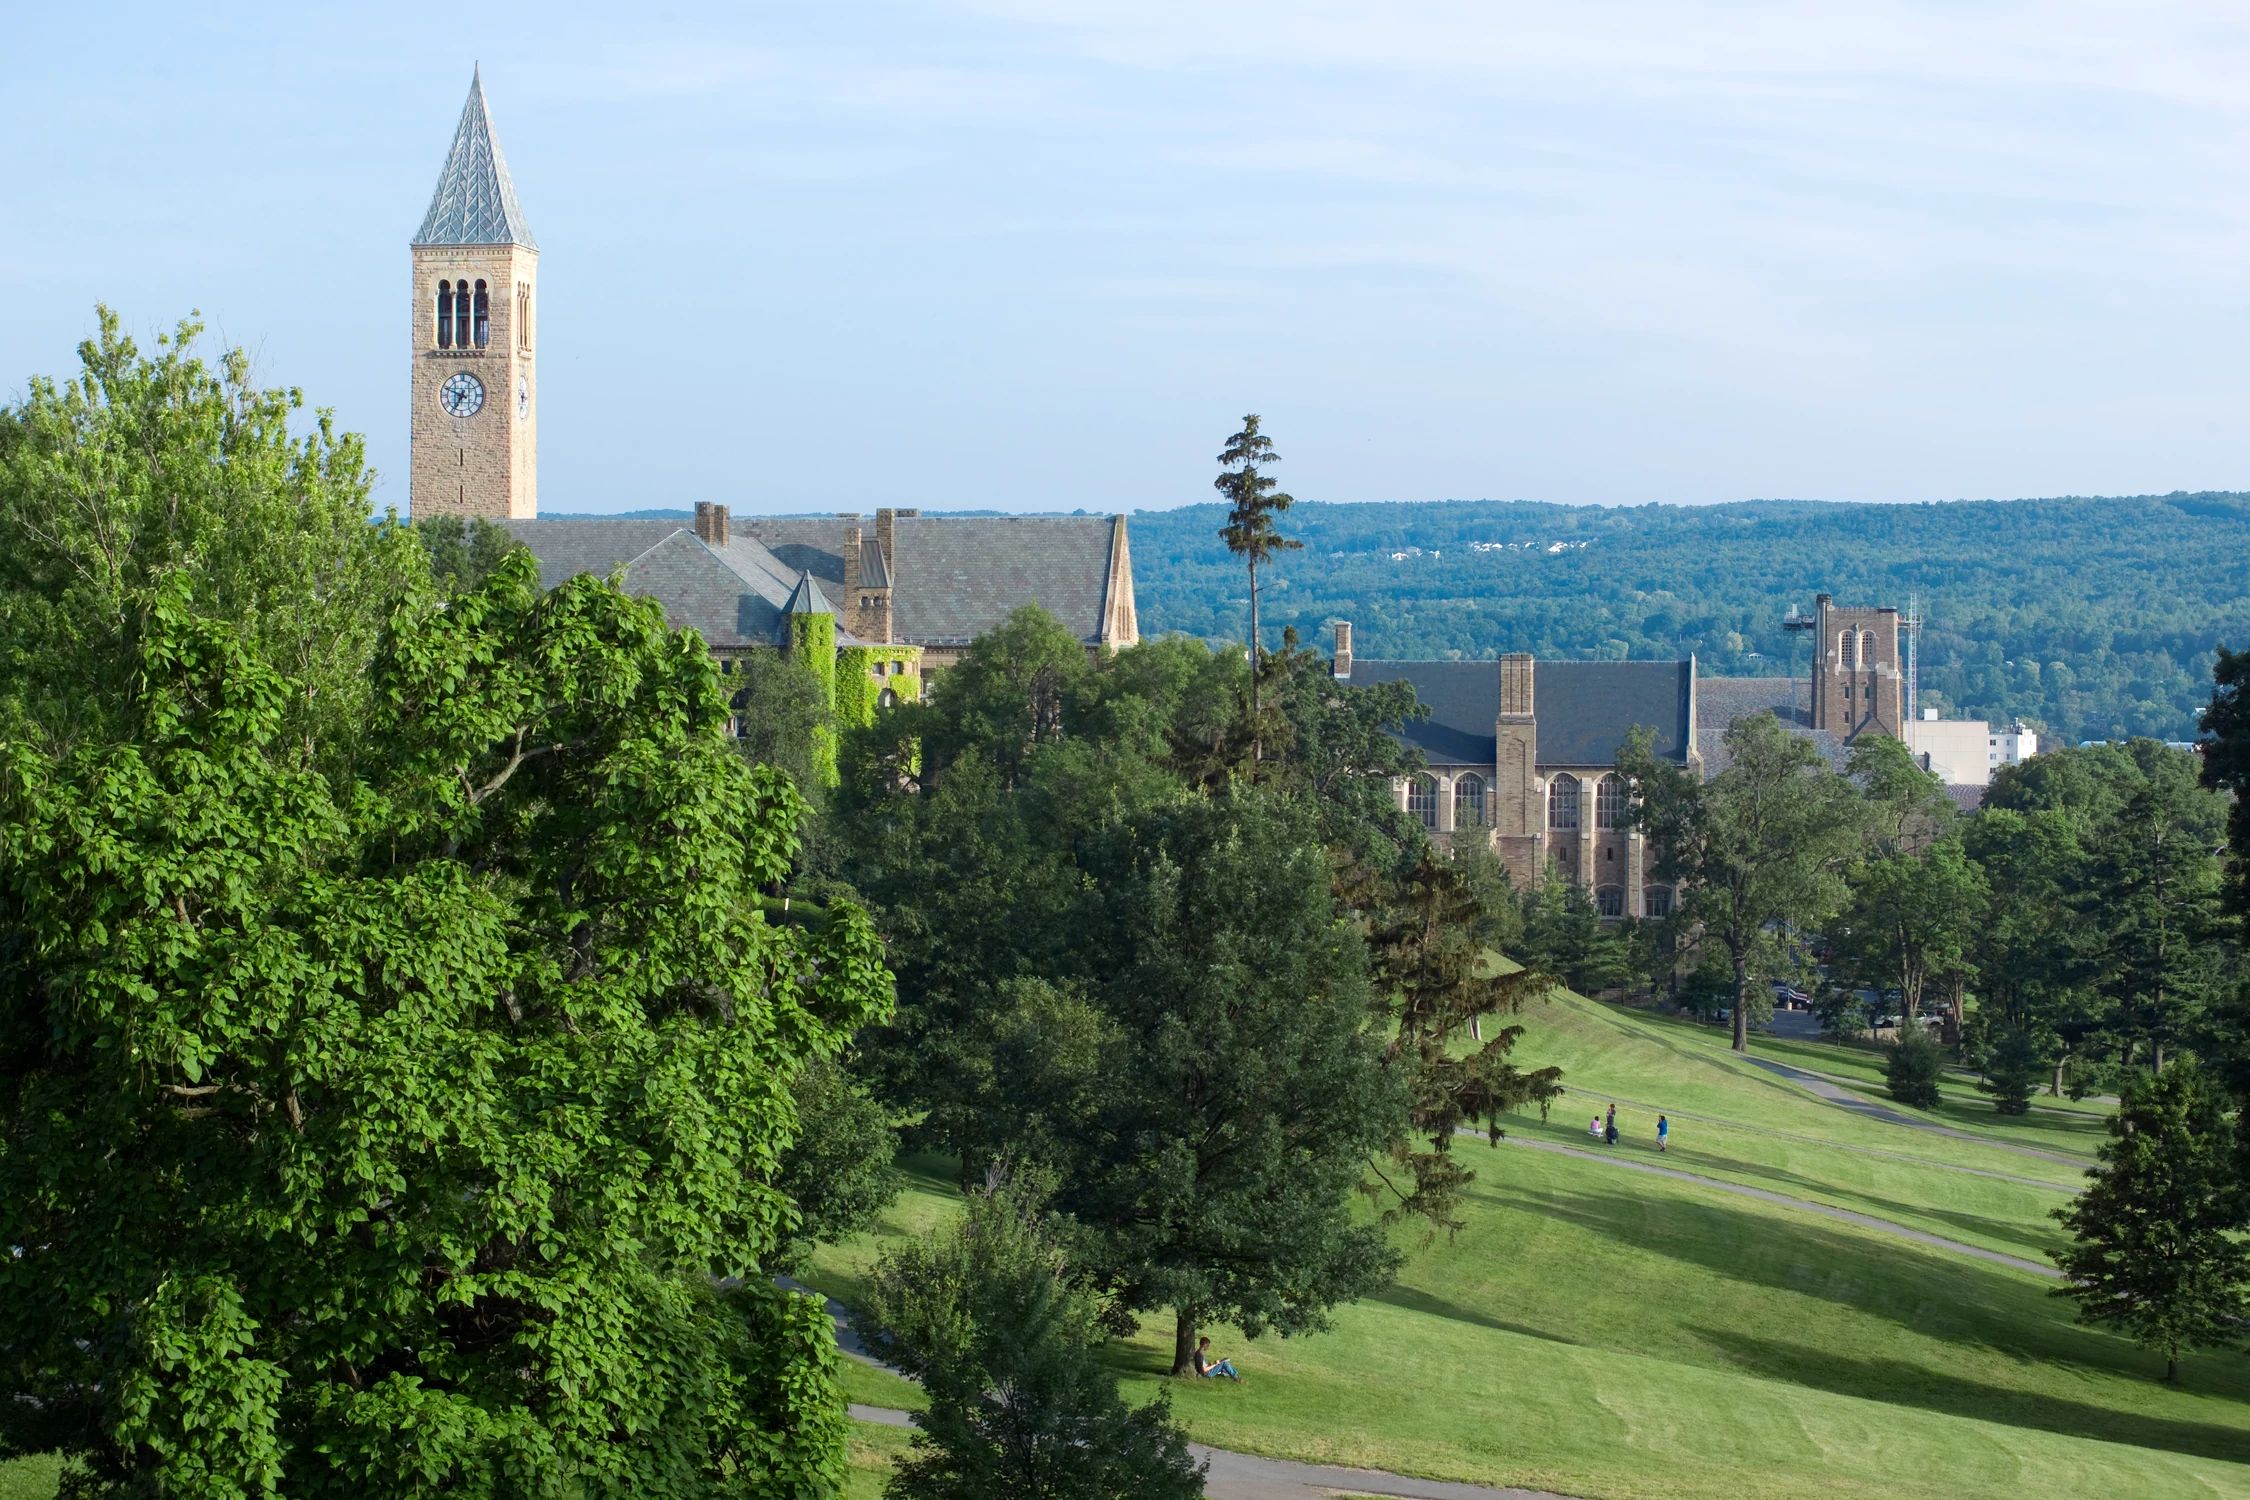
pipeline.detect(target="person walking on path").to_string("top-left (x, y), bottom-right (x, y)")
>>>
top-left (1604, 1105), bottom-right (1620, 1147)
top-left (1656, 1114), bottom-right (1670, 1153)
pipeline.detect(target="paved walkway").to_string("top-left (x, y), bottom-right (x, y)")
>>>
top-left (1740, 1057), bottom-right (2087, 1167)
top-left (1492, 1134), bottom-right (2058, 1278)
top-left (849, 1401), bottom-right (1573, 1499)
top-left (1557, 1087), bottom-right (2073, 1191)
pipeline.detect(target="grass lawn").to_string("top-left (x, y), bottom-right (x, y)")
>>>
top-left (842, 1419), bottom-right (914, 1500)
top-left (800, 988), bottom-right (2250, 1500)
top-left (0, 1458), bottom-right (60, 1500)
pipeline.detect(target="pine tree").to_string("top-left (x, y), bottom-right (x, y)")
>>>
top-left (1214, 415), bottom-right (1300, 762)
top-left (2052, 1066), bottom-right (2250, 1383)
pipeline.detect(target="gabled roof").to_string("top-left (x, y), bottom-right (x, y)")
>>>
top-left (1348, 659), bottom-right (1694, 769)
top-left (1695, 676), bottom-right (1848, 777)
top-left (413, 68), bottom-right (537, 248)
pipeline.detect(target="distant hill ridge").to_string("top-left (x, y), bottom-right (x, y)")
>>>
top-left (1126, 492), bottom-right (2250, 743)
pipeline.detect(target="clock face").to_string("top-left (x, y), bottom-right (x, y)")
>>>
top-left (440, 372), bottom-right (485, 418)
top-left (517, 375), bottom-right (528, 418)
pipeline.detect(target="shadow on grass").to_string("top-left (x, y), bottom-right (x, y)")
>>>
top-left (1691, 1326), bottom-right (2250, 1466)
top-left (1669, 1149), bottom-right (2071, 1258)
top-left (1510, 1179), bottom-right (2250, 1400)
top-left (1370, 1283), bottom-right (1579, 1346)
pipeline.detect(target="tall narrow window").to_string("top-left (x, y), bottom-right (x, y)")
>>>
top-left (1859, 630), bottom-right (1876, 668)
top-left (1595, 774), bottom-right (1626, 830)
top-left (1454, 773), bottom-right (1486, 829)
top-left (1547, 774), bottom-right (1580, 831)
top-left (1642, 885), bottom-right (1675, 919)
top-left (517, 286), bottom-right (529, 350)
top-left (473, 280), bottom-right (490, 347)
top-left (1406, 774), bottom-right (1438, 830)
top-left (436, 281), bottom-right (454, 349)
top-left (454, 281), bottom-right (473, 349)
top-left (1838, 630), bottom-right (1857, 669)
top-left (1595, 886), bottom-right (1626, 919)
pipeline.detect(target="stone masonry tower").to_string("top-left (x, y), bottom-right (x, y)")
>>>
top-left (1810, 593), bottom-right (1903, 741)
top-left (410, 69), bottom-right (538, 519)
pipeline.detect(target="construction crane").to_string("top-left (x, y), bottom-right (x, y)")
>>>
top-left (1781, 601), bottom-right (1817, 722)
top-left (1902, 594), bottom-right (1923, 727)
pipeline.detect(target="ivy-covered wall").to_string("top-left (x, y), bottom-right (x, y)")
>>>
top-left (789, 614), bottom-right (840, 787)
top-left (837, 645), bottom-right (921, 731)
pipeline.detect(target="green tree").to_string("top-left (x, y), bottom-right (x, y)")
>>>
top-left (1620, 714), bottom-right (1863, 1053)
top-left (1961, 807), bottom-right (2100, 1095)
top-left (727, 641), bottom-right (839, 802)
top-left (1848, 734), bottom-right (1954, 855)
top-left (414, 515), bottom-right (522, 597)
top-left (1975, 1027), bottom-right (2043, 1116)
top-left (0, 309), bottom-right (421, 763)
top-left (1832, 837), bottom-right (1987, 1028)
top-left (767, 1057), bottom-right (901, 1275)
top-left (1067, 793), bottom-right (1405, 1375)
top-left (2053, 1066), bottom-right (2250, 1383)
top-left (860, 1180), bottom-right (1206, 1500)
top-left (0, 554), bottom-right (894, 1496)
top-left (1359, 848), bottom-right (1563, 1232)
top-left (1883, 1027), bottom-right (1946, 1109)
top-left (2204, 645), bottom-right (2250, 936)
top-left (2083, 746), bottom-right (2227, 1071)
top-left (1516, 868), bottom-right (1634, 996)
top-left (1213, 415), bottom-right (1300, 761)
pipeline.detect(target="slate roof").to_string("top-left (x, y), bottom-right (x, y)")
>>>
top-left (782, 572), bottom-right (833, 616)
top-left (1347, 659), bottom-right (1694, 770)
top-left (414, 69), bottom-right (537, 248)
top-left (1696, 676), bottom-right (1849, 778)
top-left (501, 513), bottom-right (1122, 651)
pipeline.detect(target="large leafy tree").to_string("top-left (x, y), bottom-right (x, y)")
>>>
top-left (2205, 645), bottom-right (2250, 935)
top-left (1832, 836), bottom-right (1987, 1030)
top-left (1213, 415), bottom-right (1300, 761)
top-left (0, 321), bottom-right (893, 1495)
top-left (2053, 1065), bottom-right (2250, 1384)
top-left (862, 1179), bottom-right (1205, 1500)
top-left (1620, 714), bottom-right (1863, 1052)
top-left (1961, 807), bottom-right (2102, 1095)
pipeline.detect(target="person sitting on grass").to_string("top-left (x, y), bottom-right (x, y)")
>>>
top-left (1192, 1336), bottom-right (1243, 1382)
top-left (1588, 1115), bottom-right (1604, 1141)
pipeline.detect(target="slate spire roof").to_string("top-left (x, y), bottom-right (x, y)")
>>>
top-left (783, 571), bottom-right (833, 617)
top-left (413, 67), bottom-right (537, 248)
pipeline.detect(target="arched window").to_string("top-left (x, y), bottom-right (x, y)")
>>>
top-left (473, 280), bottom-right (490, 347)
top-left (1547, 773), bottom-right (1580, 830)
top-left (517, 285), bottom-right (530, 350)
top-left (1595, 885), bottom-right (1626, 919)
top-left (1595, 774), bottom-right (1625, 830)
top-left (454, 281), bottom-right (473, 349)
top-left (436, 281), bottom-right (453, 349)
top-left (877, 688), bottom-right (898, 710)
top-left (1642, 886), bottom-right (1675, 919)
top-left (1859, 630), bottom-right (1876, 668)
top-left (1838, 630), bottom-right (1857, 669)
top-left (1453, 773), bottom-right (1486, 829)
top-left (1406, 774), bottom-right (1438, 830)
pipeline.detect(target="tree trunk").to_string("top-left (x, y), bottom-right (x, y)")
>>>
top-left (1171, 1308), bottom-right (1200, 1376)
top-left (2165, 1349), bottom-right (2179, 1384)
top-left (2154, 1040), bottom-right (2166, 1074)
top-left (2050, 1056), bottom-right (2065, 1097)
top-left (1247, 561), bottom-right (1261, 765)
top-left (1730, 949), bottom-right (1749, 1053)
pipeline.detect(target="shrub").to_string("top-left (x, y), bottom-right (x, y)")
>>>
top-left (1976, 1028), bottom-right (2044, 1115)
top-left (1885, 1028), bottom-right (1946, 1109)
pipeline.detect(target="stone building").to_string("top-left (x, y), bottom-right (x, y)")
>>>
top-left (1808, 593), bottom-right (1904, 741)
top-left (1334, 623), bottom-right (1694, 918)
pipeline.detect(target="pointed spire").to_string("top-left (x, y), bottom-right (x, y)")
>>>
top-left (413, 69), bottom-right (537, 247)
top-left (783, 571), bottom-right (834, 617)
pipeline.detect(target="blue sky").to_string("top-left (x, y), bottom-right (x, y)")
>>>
top-left (7, 2), bottom-right (2250, 515)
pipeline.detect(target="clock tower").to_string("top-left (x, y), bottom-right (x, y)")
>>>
top-left (410, 69), bottom-right (538, 519)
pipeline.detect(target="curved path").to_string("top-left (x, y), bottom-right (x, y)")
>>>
top-left (1557, 1085), bottom-right (2071, 1191)
top-left (850, 1401), bottom-right (1571, 1499)
top-left (1491, 1135), bottom-right (2058, 1278)
top-left (800, 1281), bottom-right (1574, 1499)
top-left (1739, 1057), bottom-right (2087, 1168)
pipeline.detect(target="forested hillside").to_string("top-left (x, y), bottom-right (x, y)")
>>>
top-left (1128, 493), bottom-right (2250, 744)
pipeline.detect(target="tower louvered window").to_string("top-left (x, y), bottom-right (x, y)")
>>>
top-left (454, 283), bottom-right (473, 349)
top-left (436, 281), bottom-right (454, 348)
top-left (473, 280), bottom-right (490, 347)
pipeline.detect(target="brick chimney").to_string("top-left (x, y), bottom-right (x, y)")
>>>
top-left (1332, 620), bottom-right (1353, 679)
top-left (1499, 652), bottom-right (1535, 720)
top-left (840, 514), bottom-right (863, 604)
top-left (693, 502), bottom-right (731, 547)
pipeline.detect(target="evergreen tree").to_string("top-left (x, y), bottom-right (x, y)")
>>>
top-left (2053, 1066), bottom-right (2250, 1383)
top-left (862, 1181), bottom-right (1206, 1500)
top-left (1974, 1027), bottom-right (2043, 1116)
top-left (1884, 1028), bottom-right (1946, 1109)
top-left (1213, 415), bottom-right (1300, 761)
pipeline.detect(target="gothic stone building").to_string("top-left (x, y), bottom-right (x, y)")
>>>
top-left (1333, 623), bottom-right (1694, 920)
top-left (406, 74), bottom-right (1136, 684)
